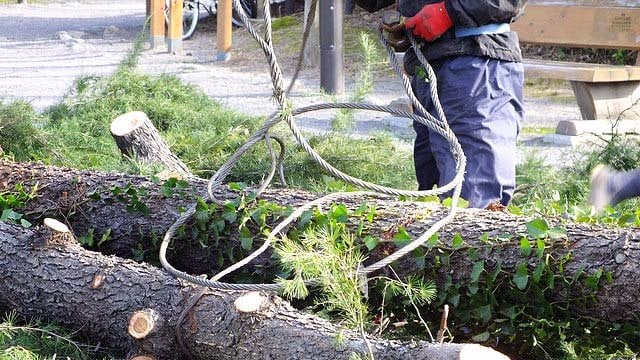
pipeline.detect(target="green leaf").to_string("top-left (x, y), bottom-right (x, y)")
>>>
top-left (329, 203), bottom-right (349, 223)
top-left (536, 239), bottom-right (545, 258)
top-left (239, 227), bottom-right (254, 250)
top-left (476, 305), bottom-right (492, 323)
top-left (452, 233), bottom-right (464, 249)
top-left (426, 233), bottom-right (439, 248)
top-left (471, 331), bottom-right (490, 342)
top-left (526, 219), bottom-right (549, 239)
top-left (547, 226), bottom-right (567, 239)
top-left (532, 262), bottom-right (545, 283)
top-left (20, 218), bottom-right (32, 228)
top-left (519, 237), bottom-right (531, 257)
top-left (513, 263), bottom-right (529, 290)
top-left (364, 236), bottom-right (378, 251)
top-left (393, 227), bottom-right (412, 247)
top-left (470, 260), bottom-right (484, 283)
top-left (479, 232), bottom-right (490, 243)
top-left (585, 268), bottom-right (603, 290)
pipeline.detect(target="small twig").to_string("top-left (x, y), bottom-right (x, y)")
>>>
top-left (436, 304), bottom-right (449, 344)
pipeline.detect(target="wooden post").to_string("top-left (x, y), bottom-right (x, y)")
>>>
top-left (167, 0), bottom-right (183, 54)
top-left (149, 0), bottom-right (165, 49)
top-left (216, 0), bottom-right (233, 61)
top-left (256, 0), bottom-right (266, 20)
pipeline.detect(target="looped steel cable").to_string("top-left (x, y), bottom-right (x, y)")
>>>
top-left (159, 1), bottom-right (466, 292)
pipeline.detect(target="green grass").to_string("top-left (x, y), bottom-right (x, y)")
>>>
top-left (524, 78), bottom-right (575, 104)
top-left (0, 312), bottom-right (109, 360)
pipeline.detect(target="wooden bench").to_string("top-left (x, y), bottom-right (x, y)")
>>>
top-left (511, 0), bottom-right (640, 131)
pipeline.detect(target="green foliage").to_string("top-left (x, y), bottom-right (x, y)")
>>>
top-left (332, 32), bottom-right (378, 131)
top-left (0, 183), bottom-right (38, 228)
top-left (0, 100), bottom-right (47, 161)
top-left (0, 312), bottom-right (108, 360)
top-left (271, 15), bottom-right (298, 31)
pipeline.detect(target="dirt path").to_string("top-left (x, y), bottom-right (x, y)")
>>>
top-left (0, 1), bottom-right (586, 167)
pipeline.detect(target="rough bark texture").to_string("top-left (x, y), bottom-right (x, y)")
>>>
top-left (110, 111), bottom-right (191, 176)
top-left (0, 221), bottom-right (508, 360)
top-left (2, 159), bottom-right (640, 323)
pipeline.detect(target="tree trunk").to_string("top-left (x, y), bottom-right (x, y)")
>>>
top-left (0, 221), bottom-right (508, 360)
top-left (110, 111), bottom-right (191, 177)
top-left (2, 159), bottom-right (640, 323)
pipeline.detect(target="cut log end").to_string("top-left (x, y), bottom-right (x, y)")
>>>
top-left (110, 111), bottom-right (148, 137)
top-left (234, 291), bottom-right (270, 313)
top-left (43, 218), bottom-right (74, 246)
top-left (43, 218), bottom-right (69, 233)
top-left (459, 344), bottom-right (510, 360)
top-left (129, 355), bottom-right (157, 360)
top-left (128, 309), bottom-right (160, 339)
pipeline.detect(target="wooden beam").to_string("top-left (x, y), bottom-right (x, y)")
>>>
top-left (523, 59), bottom-right (640, 83)
top-left (167, 0), bottom-right (183, 54)
top-left (513, 4), bottom-right (640, 50)
top-left (149, 0), bottom-right (165, 49)
top-left (216, 0), bottom-right (232, 61)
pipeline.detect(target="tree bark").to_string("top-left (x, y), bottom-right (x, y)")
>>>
top-left (2, 159), bottom-right (640, 323)
top-left (0, 221), bottom-right (508, 360)
top-left (110, 111), bottom-right (191, 177)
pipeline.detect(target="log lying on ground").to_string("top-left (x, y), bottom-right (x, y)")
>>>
top-left (0, 221), bottom-right (508, 360)
top-left (2, 159), bottom-right (640, 323)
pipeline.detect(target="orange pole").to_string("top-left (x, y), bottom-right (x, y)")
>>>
top-left (168, 0), bottom-right (183, 54)
top-left (216, 0), bottom-right (232, 61)
top-left (150, 0), bottom-right (165, 48)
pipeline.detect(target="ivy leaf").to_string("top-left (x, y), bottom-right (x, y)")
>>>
top-left (526, 219), bottom-right (549, 239)
top-left (471, 331), bottom-right (490, 342)
top-left (452, 233), bottom-right (464, 249)
top-left (364, 236), bottom-right (378, 251)
top-left (536, 239), bottom-right (545, 258)
top-left (470, 260), bottom-right (484, 283)
top-left (532, 262), bottom-right (545, 283)
top-left (513, 263), bottom-right (529, 290)
top-left (520, 237), bottom-right (531, 257)
top-left (393, 227), bottom-right (412, 248)
top-left (547, 226), bottom-right (567, 239)
top-left (330, 204), bottom-right (349, 223)
top-left (426, 233), bottom-right (439, 248)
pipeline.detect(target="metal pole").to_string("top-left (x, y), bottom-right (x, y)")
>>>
top-left (319, 0), bottom-right (344, 95)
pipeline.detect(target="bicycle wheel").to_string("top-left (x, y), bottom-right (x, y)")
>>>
top-left (231, 0), bottom-right (256, 27)
top-left (164, 0), bottom-right (200, 40)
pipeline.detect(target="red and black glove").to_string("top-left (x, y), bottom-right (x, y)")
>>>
top-left (404, 2), bottom-right (453, 42)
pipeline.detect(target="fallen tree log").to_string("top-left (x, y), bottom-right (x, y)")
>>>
top-left (0, 221), bottom-right (508, 360)
top-left (2, 159), bottom-right (640, 325)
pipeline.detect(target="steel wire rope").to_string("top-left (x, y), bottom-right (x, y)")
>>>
top-left (159, 1), bottom-right (467, 292)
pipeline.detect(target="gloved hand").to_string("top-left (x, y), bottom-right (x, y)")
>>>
top-left (405, 2), bottom-right (453, 42)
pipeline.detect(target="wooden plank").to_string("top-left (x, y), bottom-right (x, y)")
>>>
top-left (523, 59), bottom-right (640, 82)
top-left (513, 5), bottom-right (640, 49)
top-left (556, 119), bottom-right (640, 135)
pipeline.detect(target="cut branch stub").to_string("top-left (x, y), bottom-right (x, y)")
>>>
top-left (43, 218), bottom-right (74, 246)
top-left (128, 309), bottom-right (162, 340)
top-left (110, 111), bottom-right (191, 177)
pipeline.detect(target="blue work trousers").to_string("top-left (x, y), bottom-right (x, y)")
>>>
top-left (412, 55), bottom-right (524, 209)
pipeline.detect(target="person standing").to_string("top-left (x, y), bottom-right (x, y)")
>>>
top-left (398, 0), bottom-right (527, 209)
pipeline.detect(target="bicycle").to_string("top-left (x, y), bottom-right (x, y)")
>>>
top-left (164, 0), bottom-right (257, 40)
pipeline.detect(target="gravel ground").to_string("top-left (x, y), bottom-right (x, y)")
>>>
top-left (0, 0), bottom-right (588, 167)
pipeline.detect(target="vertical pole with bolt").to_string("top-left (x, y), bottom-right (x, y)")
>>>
top-left (150, 0), bottom-right (165, 49)
top-left (216, 0), bottom-right (233, 61)
top-left (319, 0), bottom-right (344, 94)
top-left (167, 0), bottom-right (183, 54)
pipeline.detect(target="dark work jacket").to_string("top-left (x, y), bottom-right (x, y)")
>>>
top-left (398, 0), bottom-right (528, 75)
